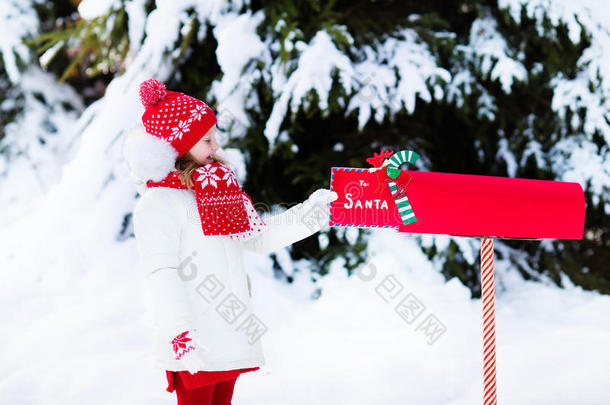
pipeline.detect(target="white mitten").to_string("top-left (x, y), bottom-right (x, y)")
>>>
top-left (309, 188), bottom-right (339, 206)
top-left (301, 188), bottom-right (339, 230)
top-left (303, 188), bottom-right (338, 210)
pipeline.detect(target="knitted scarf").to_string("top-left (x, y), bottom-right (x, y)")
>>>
top-left (146, 162), bottom-right (267, 241)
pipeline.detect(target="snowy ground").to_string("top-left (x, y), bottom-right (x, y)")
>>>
top-left (0, 227), bottom-right (608, 405)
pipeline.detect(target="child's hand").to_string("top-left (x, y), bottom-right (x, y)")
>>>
top-left (302, 189), bottom-right (338, 230)
top-left (304, 189), bottom-right (338, 208)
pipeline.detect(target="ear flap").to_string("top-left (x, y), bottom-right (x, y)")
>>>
top-left (122, 126), bottom-right (179, 182)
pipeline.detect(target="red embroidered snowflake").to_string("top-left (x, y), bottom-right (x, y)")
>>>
top-left (171, 331), bottom-right (195, 360)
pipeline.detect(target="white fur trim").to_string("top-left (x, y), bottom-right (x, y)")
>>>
top-left (122, 126), bottom-right (179, 184)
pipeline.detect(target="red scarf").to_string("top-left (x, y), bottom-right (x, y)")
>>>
top-left (146, 162), bottom-right (267, 241)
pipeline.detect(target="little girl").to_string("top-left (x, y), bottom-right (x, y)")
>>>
top-left (122, 79), bottom-right (337, 405)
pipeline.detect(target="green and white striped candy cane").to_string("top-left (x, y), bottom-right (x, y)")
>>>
top-left (386, 150), bottom-right (420, 225)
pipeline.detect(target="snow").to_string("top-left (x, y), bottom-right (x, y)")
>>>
top-left (468, 17), bottom-right (528, 94)
top-left (225, 235), bottom-right (610, 404)
top-left (214, 12), bottom-right (266, 97)
top-left (347, 28), bottom-right (450, 130)
top-left (39, 40), bottom-right (64, 69)
top-left (499, 0), bottom-right (610, 196)
top-left (78, 0), bottom-right (119, 19)
top-left (124, 0), bottom-right (147, 56)
top-left (1, 227), bottom-right (609, 404)
top-left (264, 30), bottom-right (355, 147)
top-left (497, 138), bottom-right (519, 177)
top-left (552, 135), bottom-right (610, 204)
top-left (447, 15), bottom-right (529, 121)
top-left (0, 0), bottom-right (40, 84)
top-left (0, 0), bottom-right (609, 404)
top-left (0, 65), bottom-right (84, 226)
top-left (209, 10), bottom-right (267, 136)
top-left (263, 25), bottom-right (452, 139)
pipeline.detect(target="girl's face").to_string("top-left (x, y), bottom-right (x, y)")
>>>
top-left (188, 125), bottom-right (219, 165)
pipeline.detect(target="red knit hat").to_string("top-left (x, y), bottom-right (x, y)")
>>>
top-left (139, 78), bottom-right (217, 158)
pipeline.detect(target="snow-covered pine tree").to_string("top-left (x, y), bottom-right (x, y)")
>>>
top-left (0, 0), bottom-right (84, 224)
top-left (16, 0), bottom-right (610, 296)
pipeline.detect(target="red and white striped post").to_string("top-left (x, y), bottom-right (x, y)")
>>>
top-left (481, 238), bottom-right (497, 405)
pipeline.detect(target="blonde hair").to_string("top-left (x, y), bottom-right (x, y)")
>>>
top-left (175, 152), bottom-right (230, 190)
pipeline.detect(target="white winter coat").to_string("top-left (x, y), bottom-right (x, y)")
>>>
top-left (123, 127), bottom-right (327, 372)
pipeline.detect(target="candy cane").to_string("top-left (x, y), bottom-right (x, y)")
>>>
top-left (387, 149), bottom-right (420, 170)
top-left (386, 150), bottom-right (420, 225)
top-left (481, 238), bottom-right (497, 405)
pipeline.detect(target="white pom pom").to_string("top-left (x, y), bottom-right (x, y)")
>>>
top-left (122, 126), bottom-right (178, 184)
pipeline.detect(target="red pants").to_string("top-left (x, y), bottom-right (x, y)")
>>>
top-left (169, 371), bottom-right (238, 405)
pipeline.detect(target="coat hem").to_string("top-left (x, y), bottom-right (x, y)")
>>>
top-left (153, 357), bottom-right (266, 372)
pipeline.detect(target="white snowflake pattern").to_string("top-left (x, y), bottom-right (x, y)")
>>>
top-left (195, 165), bottom-right (221, 188)
top-left (221, 168), bottom-right (239, 188)
top-left (170, 119), bottom-right (192, 140)
top-left (190, 104), bottom-right (208, 121)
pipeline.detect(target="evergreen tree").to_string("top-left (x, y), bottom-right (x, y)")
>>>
top-left (22, 0), bottom-right (610, 296)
